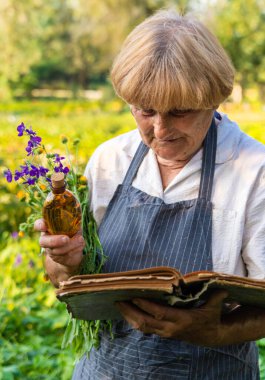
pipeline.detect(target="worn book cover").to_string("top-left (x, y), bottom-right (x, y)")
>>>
top-left (56, 266), bottom-right (265, 320)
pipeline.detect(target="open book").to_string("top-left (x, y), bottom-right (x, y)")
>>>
top-left (56, 266), bottom-right (265, 321)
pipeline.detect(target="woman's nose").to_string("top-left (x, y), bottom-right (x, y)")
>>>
top-left (153, 114), bottom-right (169, 138)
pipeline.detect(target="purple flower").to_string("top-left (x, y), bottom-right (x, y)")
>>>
top-left (14, 254), bottom-right (22, 267)
top-left (53, 155), bottom-right (69, 174)
top-left (54, 154), bottom-right (65, 163)
top-left (14, 170), bottom-right (23, 181)
top-left (11, 231), bottom-right (19, 239)
top-left (8, 122), bottom-right (71, 193)
top-left (29, 164), bottom-right (40, 178)
top-left (17, 122), bottom-right (25, 136)
top-left (26, 141), bottom-right (34, 155)
top-left (25, 135), bottom-right (41, 155)
top-left (23, 177), bottom-right (37, 185)
top-left (53, 157), bottom-right (69, 174)
top-left (39, 166), bottom-right (49, 176)
top-left (20, 165), bottom-right (30, 176)
top-left (25, 127), bottom-right (36, 136)
top-left (4, 169), bottom-right (12, 182)
top-left (30, 135), bottom-right (42, 146)
top-left (17, 123), bottom-right (42, 155)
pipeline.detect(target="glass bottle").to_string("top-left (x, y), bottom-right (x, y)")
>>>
top-left (43, 172), bottom-right (82, 237)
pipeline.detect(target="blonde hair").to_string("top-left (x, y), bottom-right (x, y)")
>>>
top-left (111, 9), bottom-right (235, 112)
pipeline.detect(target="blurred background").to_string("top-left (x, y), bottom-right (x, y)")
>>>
top-left (0, 0), bottom-right (265, 379)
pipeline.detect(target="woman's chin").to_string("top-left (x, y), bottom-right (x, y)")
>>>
top-left (155, 150), bottom-right (187, 163)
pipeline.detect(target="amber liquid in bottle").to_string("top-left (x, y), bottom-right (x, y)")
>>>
top-left (43, 172), bottom-right (82, 237)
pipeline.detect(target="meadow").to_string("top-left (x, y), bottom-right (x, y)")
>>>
top-left (0, 99), bottom-right (265, 379)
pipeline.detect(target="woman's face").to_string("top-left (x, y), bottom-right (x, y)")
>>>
top-left (131, 106), bottom-right (214, 163)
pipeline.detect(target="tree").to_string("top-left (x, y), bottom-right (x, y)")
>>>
top-left (68, 0), bottom-right (194, 88)
top-left (205, 0), bottom-right (265, 99)
top-left (0, 0), bottom-right (197, 97)
top-left (0, 0), bottom-right (74, 97)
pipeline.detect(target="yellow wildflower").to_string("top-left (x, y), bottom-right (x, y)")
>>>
top-left (39, 183), bottom-right (47, 191)
top-left (79, 176), bottom-right (87, 185)
top-left (16, 190), bottom-right (26, 200)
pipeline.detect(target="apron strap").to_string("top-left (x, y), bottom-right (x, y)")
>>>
top-left (198, 118), bottom-right (217, 200)
top-left (123, 116), bottom-right (217, 202)
top-left (122, 141), bottom-right (149, 186)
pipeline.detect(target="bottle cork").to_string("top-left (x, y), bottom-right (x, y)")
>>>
top-left (51, 172), bottom-right (65, 189)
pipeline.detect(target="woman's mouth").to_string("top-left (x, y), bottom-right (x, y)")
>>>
top-left (157, 138), bottom-right (179, 143)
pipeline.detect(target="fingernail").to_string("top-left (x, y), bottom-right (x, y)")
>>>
top-left (61, 236), bottom-right (69, 243)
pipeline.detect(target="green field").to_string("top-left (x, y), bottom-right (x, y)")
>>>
top-left (1, 100), bottom-right (265, 379)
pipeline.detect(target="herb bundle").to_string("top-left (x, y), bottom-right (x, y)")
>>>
top-left (4, 122), bottom-right (111, 359)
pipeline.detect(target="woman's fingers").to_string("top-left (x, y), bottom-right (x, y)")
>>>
top-left (42, 235), bottom-right (84, 265)
top-left (131, 298), bottom-right (178, 322)
top-left (128, 290), bottom-right (228, 324)
top-left (200, 290), bottom-right (228, 318)
top-left (46, 249), bottom-right (83, 267)
top-left (35, 219), bottom-right (85, 267)
top-left (35, 218), bottom-right (85, 254)
top-left (34, 218), bottom-right (47, 232)
top-left (117, 301), bottom-right (163, 333)
top-left (39, 234), bottom-right (70, 249)
top-left (117, 290), bottom-right (230, 345)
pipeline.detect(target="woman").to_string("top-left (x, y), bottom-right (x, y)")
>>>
top-left (35, 9), bottom-right (265, 379)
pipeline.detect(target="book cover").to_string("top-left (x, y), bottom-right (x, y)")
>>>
top-left (56, 266), bottom-right (265, 320)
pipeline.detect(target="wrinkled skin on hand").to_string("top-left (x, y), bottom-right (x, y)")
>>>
top-left (34, 218), bottom-right (85, 287)
top-left (117, 292), bottom-right (265, 347)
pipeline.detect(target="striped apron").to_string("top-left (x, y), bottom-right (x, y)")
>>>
top-left (72, 117), bottom-right (259, 379)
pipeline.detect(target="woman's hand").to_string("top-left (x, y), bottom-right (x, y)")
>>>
top-left (34, 218), bottom-right (85, 287)
top-left (117, 292), bottom-right (265, 346)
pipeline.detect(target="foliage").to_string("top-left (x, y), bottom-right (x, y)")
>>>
top-left (0, 0), bottom-right (190, 97)
top-left (259, 339), bottom-right (265, 379)
top-left (206, 0), bottom-right (265, 99)
top-left (0, 98), bottom-right (132, 237)
top-left (0, 236), bottom-right (75, 380)
top-left (1, 100), bottom-right (265, 379)
top-left (1, 0), bottom-right (264, 99)
top-left (0, 0), bottom-right (74, 97)
top-left (3, 117), bottom-right (115, 362)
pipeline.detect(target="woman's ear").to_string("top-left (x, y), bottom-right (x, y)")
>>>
top-left (130, 105), bottom-right (136, 116)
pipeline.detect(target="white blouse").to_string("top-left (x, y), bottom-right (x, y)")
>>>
top-left (85, 113), bottom-right (265, 279)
